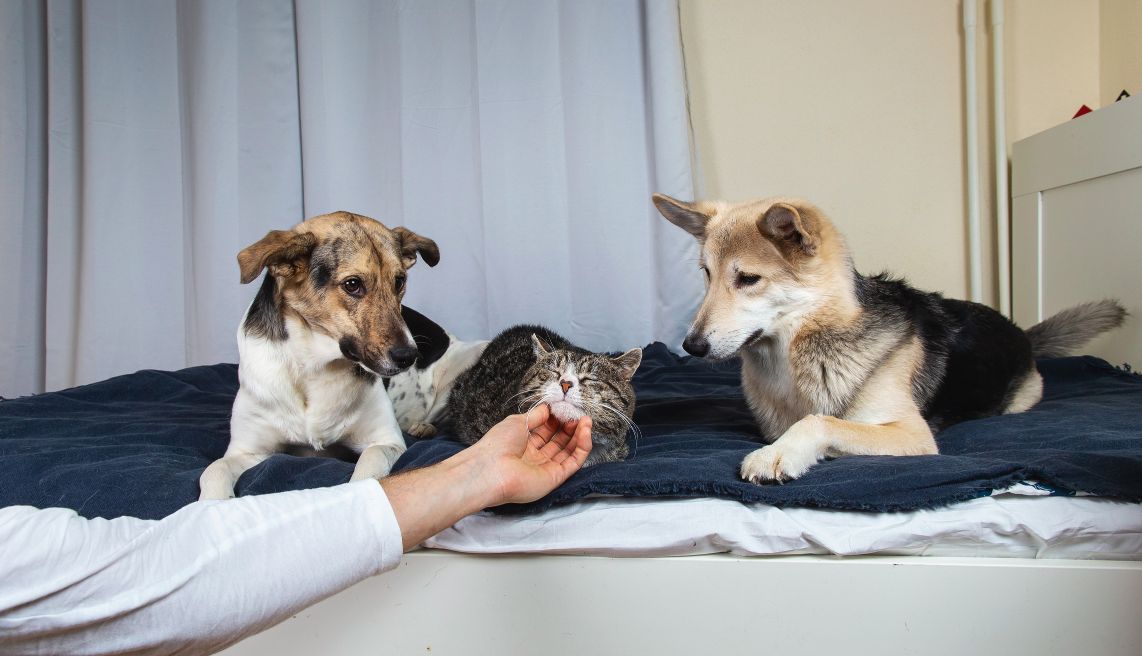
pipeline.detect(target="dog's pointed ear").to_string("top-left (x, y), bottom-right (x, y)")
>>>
top-left (611, 347), bottom-right (643, 381)
top-left (531, 333), bottom-right (554, 357)
top-left (237, 230), bottom-right (318, 284)
top-left (653, 193), bottom-right (711, 239)
top-left (759, 203), bottom-right (818, 256)
top-left (393, 227), bottom-right (440, 269)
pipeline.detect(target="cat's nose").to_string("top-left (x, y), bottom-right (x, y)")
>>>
top-left (560, 380), bottom-right (573, 394)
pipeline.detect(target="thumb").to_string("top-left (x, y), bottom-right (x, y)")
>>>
top-left (523, 402), bottom-right (552, 430)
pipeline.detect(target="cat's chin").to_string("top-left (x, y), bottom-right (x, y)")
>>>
top-left (548, 400), bottom-right (584, 423)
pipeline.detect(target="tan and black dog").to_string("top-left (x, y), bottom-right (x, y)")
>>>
top-left (199, 211), bottom-right (438, 500)
top-left (654, 193), bottom-right (1125, 483)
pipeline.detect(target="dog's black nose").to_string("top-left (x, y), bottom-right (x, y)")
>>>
top-left (389, 345), bottom-right (418, 370)
top-left (682, 334), bottom-right (710, 358)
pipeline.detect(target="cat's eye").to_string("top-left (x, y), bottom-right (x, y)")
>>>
top-left (341, 277), bottom-right (365, 297)
top-left (736, 272), bottom-right (762, 288)
top-left (699, 265), bottom-right (710, 280)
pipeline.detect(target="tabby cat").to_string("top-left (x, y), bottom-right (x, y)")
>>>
top-left (446, 325), bottom-right (642, 466)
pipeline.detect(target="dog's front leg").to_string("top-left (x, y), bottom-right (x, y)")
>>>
top-left (740, 414), bottom-right (937, 483)
top-left (349, 390), bottom-right (408, 481)
top-left (351, 442), bottom-right (407, 481)
top-left (199, 451), bottom-right (272, 500)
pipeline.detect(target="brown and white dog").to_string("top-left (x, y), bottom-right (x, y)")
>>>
top-left (654, 193), bottom-right (1125, 484)
top-left (198, 211), bottom-right (439, 500)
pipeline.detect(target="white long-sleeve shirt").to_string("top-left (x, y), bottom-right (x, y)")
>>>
top-left (0, 480), bottom-right (404, 655)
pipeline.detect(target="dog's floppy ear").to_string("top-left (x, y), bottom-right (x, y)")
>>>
top-left (237, 230), bottom-right (318, 284)
top-left (393, 227), bottom-right (440, 269)
top-left (652, 193), bottom-right (711, 239)
top-left (759, 203), bottom-right (817, 256)
top-left (611, 347), bottom-right (642, 381)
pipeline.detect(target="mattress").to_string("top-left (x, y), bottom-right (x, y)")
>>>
top-left (425, 483), bottom-right (1142, 560)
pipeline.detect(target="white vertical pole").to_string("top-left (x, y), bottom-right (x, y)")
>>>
top-left (992, 0), bottom-right (1010, 316)
top-left (963, 0), bottom-right (983, 303)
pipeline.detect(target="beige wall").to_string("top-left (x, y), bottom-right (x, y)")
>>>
top-left (1100, 0), bottom-right (1142, 105)
top-left (1006, 0), bottom-right (1101, 143)
top-left (679, 0), bottom-right (1103, 306)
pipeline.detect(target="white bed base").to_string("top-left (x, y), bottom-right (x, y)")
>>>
top-left (226, 551), bottom-right (1142, 655)
top-left (225, 98), bottom-right (1142, 656)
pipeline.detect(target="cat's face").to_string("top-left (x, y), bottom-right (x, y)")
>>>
top-left (522, 334), bottom-right (642, 424)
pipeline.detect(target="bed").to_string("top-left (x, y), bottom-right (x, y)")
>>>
top-left (2, 344), bottom-right (1141, 653)
top-left (4, 99), bottom-right (1142, 655)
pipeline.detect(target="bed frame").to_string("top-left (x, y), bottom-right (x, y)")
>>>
top-left (223, 98), bottom-right (1142, 656)
top-left (224, 552), bottom-right (1142, 655)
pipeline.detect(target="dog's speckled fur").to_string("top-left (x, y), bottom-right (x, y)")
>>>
top-left (385, 307), bottom-right (489, 439)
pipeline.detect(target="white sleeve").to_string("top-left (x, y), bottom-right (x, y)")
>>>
top-left (0, 480), bottom-right (404, 656)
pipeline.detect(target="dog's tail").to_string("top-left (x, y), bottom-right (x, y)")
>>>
top-left (1025, 300), bottom-right (1127, 358)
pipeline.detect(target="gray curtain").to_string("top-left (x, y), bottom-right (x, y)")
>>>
top-left (0, 0), bottom-right (699, 398)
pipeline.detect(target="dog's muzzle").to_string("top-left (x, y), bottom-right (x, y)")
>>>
top-left (339, 338), bottom-right (418, 375)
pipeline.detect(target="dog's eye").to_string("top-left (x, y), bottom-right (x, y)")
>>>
top-left (394, 274), bottom-right (406, 294)
top-left (736, 273), bottom-right (762, 287)
top-left (341, 277), bottom-right (365, 297)
top-left (700, 265), bottom-right (710, 280)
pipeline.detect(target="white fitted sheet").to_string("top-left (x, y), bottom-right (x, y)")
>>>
top-left (425, 485), bottom-right (1142, 560)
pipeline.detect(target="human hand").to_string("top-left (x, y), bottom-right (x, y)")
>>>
top-left (465, 403), bottom-right (592, 506)
top-left (378, 403), bottom-right (591, 550)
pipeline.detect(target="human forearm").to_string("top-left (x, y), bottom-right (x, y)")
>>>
top-left (380, 447), bottom-right (501, 550)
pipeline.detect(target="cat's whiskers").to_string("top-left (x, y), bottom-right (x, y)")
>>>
top-left (577, 398), bottom-right (642, 459)
top-left (505, 387), bottom-right (545, 404)
top-left (512, 392), bottom-right (548, 413)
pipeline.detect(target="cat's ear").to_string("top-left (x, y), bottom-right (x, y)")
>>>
top-left (611, 348), bottom-right (642, 380)
top-left (531, 333), bottom-right (554, 357)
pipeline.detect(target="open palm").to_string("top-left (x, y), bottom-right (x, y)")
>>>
top-left (474, 404), bottom-right (593, 506)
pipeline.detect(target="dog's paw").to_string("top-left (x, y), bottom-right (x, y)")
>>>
top-left (735, 420), bottom-right (826, 484)
top-left (407, 422), bottom-right (437, 439)
top-left (740, 445), bottom-right (815, 483)
top-left (197, 488), bottom-right (235, 502)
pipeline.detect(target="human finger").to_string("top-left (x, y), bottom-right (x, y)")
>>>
top-left (528, 415), bottom-right (562, 450)
top-left (562, 416), bottom-right (593, 470)
top-left (524, 403), bottom-right (552, 432)
top-left (537, 424), bottom-right (574, 460)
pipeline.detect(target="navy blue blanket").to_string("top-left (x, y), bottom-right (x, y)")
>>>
top-left (1, 344), bottom-right (1140, 520)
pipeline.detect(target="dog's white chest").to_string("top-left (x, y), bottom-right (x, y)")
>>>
top-left (740, 343), bottom-right (812, 439)
top-left (290, 371), bottom-right (373, 449)
top-left (233, 336), bottom-right (388, 452)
